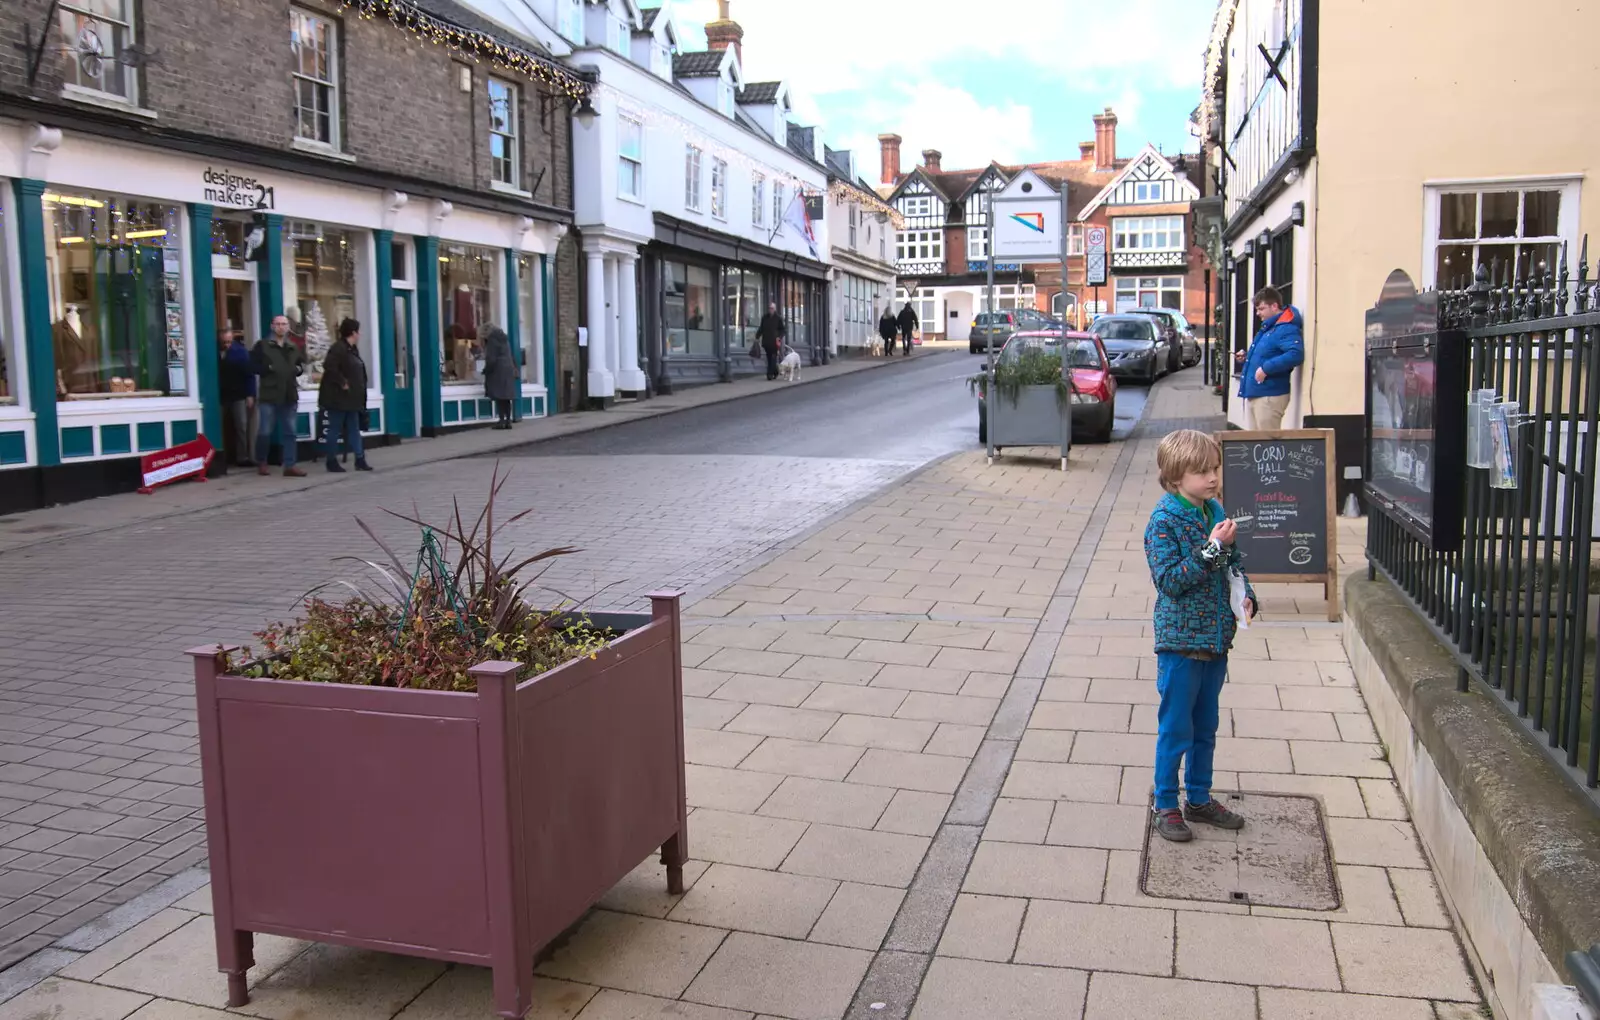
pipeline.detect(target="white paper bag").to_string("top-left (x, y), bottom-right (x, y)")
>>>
top-left (1228, 566), bottom-right (1251, 629)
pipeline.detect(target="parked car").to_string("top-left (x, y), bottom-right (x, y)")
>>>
top-left (1013, 308), bottom-right (1054, 332)
top-left (1096, 311), bottom-right (1181, 374)
top-left (1092, 315), bottom-right (1166, 385)
top-left (970, 311), bottom-right (1019, 354)
top-left (1126, 308), bottom-right (1200, 367)
top-left (976, 329), bottom-right (1116, 444)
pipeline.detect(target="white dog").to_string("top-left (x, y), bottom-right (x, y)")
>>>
top-left (779, 349), bottom-right (803, 382)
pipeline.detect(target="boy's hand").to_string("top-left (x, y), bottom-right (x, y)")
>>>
top-left (1209, 519), bottom-right (1237, 546)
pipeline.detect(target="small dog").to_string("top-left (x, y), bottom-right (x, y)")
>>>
top-left (779, 349), bottom-right (803, 382)
top-left (867, 338), bottom-right (884, 357)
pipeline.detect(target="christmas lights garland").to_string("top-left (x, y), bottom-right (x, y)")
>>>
top-left (829, 180), bottom-right (904, 230)
top-left (337, 0), bottom-right (591, 99)
top-left (1199, 0), bottom-right (1240, 139)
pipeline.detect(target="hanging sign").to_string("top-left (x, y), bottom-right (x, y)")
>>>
top-left (138, 437), bottom-right (216, 494)
top-left (991, 196), bottom-right (1063, 262)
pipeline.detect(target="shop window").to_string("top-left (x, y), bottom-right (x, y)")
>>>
top-left (440, 244), bottom-right (498, 383)
top-left (488, 77), bottom-right (520, 188)
top-left (291, 7), bottom-right (341, 149)
top-left (42, 189), bottom-right (186, 400)
top-left (58, 0), bottom-right (140, 105)
top-left (516, 254), bottom-right (542, 386)
top-left (663, 261), bottom-right (714, 357)
top-left (282, 222), bottom-right (360, 389)
top-left (1114, 275), bottom-right (1184, 312)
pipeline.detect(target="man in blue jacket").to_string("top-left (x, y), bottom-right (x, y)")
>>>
top-left (1235, 286), bottom-right (1303, 430)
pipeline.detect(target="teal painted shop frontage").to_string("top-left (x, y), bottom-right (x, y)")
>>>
top-left (0, 129), bottom-right (566, 514)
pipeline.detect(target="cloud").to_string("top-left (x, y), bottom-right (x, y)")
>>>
top-left (663, 0), bottom-right (1212, 165)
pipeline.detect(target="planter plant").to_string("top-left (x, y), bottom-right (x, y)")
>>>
top-left (969, 345), bottom-right (1075, 465)
top-left (189, 468), bottom-right (688, 1019)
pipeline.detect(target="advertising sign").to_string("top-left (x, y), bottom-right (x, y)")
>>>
top-left (991, 196), bottom-right (1063, 262)
top-left (1085, 226), bottom-right (1108, 286)
top-left (138, 437), bottom-right (216, 494)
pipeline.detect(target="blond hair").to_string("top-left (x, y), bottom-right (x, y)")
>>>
top-left (1156, 430), bottom-right (1221, 493)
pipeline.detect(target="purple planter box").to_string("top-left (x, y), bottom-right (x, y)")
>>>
top-left (187, 592), bottom-right (689, 1020)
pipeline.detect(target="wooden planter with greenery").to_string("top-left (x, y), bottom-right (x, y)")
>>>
top-left (189, 472), bottom-right (687, 1020)
top-left (970, 346), bottom-right (1074, 465)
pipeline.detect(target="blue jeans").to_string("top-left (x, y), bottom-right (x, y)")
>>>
top-left (1153, 652), bottom-right (1228, 811)
top-left (325, 409), bottom-right (365, 464)
top-left (256, 402), bottom-right (298, 468)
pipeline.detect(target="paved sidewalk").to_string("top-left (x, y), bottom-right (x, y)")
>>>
top-left (0, 372), bottom-right (1484, 1019)
top-left (0, 350), bottom-right (937, 554)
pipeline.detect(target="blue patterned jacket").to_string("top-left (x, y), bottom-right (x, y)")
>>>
top-left (1144, 492), bottom-right (1256, 656)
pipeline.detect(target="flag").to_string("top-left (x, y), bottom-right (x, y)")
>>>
top-left (784, 191), bottom-right (820, 260)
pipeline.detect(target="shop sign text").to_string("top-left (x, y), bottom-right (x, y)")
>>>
top-left (203, 167), bottom-right (276, 211)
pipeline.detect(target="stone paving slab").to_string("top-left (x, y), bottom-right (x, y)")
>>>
top-left (0, 370), bottom-right (1490, 1020)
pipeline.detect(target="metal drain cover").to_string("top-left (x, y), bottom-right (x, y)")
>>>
top-left (1139, 792), bottom-right (1341, 910)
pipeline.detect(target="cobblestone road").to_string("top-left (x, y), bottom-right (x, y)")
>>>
top-left (0, 359), bottom-right (977, 970)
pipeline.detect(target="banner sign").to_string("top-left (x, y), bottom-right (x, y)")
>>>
top-left (138, 437), bottom-right (216, 494)
top-left (1086, 226), bottom-right (1108, 286)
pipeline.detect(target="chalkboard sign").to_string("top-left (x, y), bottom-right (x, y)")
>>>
top-left (1216, 429), bottom-right (1339, 621)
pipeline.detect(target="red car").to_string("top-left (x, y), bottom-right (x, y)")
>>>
top-left (976, 329), bottom-right (1117, 443)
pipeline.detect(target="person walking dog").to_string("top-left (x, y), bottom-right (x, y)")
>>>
top-left (758, 302), bottom-right (786, 381)
top-left (1235, 286), bottom-right (1304, 430)
top-left (483, 325), bottom-right (518, 430)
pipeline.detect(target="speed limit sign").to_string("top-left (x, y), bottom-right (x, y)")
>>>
top-left (1086, 227), bottom-right (1108, 286)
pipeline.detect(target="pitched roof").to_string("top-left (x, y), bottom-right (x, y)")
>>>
top-left (412, 0), bottom-right (554, 57)
top-left (739, 81), bottom-right (784, 104)
top-left (640, 6), bottom-right (661, 28)
top-left (672, 50), bottom-right (724, 77)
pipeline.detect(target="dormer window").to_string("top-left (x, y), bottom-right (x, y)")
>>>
top-left (607, 13), bottom-right (628, 55)
top-left (557, 0), bottom-right (583, 44)
top-left (650, 42), bottom-right (671, 77)
top-left (718, 81), bottom-right (734, 117)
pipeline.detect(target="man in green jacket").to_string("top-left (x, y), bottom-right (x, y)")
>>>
top-left (251, 314), bottom-right (307, 477)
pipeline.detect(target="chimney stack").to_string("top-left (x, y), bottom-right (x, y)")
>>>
top-left (704, 0), bottom-right (743, 64)
top-left (921, 148), bottom-right (942, 173)
top-left (1093, 107), bottom-right (1118, 170)
top-left (878, 133), bottom-right (902, 186)
top-left (1079, 141), bottom-right (1096, 160)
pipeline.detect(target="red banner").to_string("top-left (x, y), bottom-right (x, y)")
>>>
top-left (138, 437), bottom-right (216, 494)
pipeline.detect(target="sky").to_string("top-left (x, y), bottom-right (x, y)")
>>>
top-left (667, 0), bottom-right (1216, 181)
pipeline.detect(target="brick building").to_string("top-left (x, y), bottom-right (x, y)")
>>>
top-left (877, 108), bottom-right (1210, 343)
top-left (0, 0), bottom-right (587, 511)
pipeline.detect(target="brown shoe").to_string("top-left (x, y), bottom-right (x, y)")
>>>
top-left (257, 464), bottom-right (270, 476)
top-left (283, 467), bottom-right (307, 477)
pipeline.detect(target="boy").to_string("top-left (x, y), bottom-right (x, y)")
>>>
top-left (1144, 430), bottom-right (1257, 842)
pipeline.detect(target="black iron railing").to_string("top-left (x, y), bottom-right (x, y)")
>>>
top-left (1367, 242), bottom-right (1600, 798)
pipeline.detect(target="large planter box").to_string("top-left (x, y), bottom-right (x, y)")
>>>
top-left (188, 592), bottom-right (689, 1020)
top-left (990, 384), bottom-right (1071, 465)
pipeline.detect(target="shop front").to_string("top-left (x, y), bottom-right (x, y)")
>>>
top-left (643, 215), bottom-right (828, 389)
top-left (0, 125), bottom-right (564, 512)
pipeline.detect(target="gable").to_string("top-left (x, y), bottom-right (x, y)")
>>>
top-left (1077, 144), bottom-right (1200, 219)
top-left (994, 168), bottom-right (1059, 200)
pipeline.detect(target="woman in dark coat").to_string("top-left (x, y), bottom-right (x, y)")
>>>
top-left (482, 326), bottom-right (519, 430)
top-left (319, 318), bottom-right (371, 472)
top-left (877, 307), bottom-right (899, 356)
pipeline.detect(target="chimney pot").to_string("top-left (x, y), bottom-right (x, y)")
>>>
top-left (1079, 141), bottom-right (1096, 160)
top-left (878, 133), bottom-right (903, 186)
top-left (704, 4), bottom-right (744, 64)
top-left (921, 148), bottom-right (942, 173)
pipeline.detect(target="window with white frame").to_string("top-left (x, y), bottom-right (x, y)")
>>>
top-left (1426, 180), bottom-right (1577, 288)
top-left (650, 42), bottom-right (672, 78)
top-left (1114, 275), bottom-right (1185, 311)
top-left (710, 158), bottom-right (728, 219)
top-left (291, 7), bottom-right (340, 148)
top-left (59, 0), bottom-right (139, 103)
top-left (557, 0), bottom-right (584, 44)
top-left (895, 287), bottom-right (938, 327)
top-left (897, 229), bottom-right (942, 263)
top-left (968, 226), bottom-right (989, 260)
top-left (617, 115), bottom-right (643, 201)
top-left (684, 144), bottom-right (703, 211)
top-left (607, 13), bottom-right (628, 55)
top-left (1133, 181), bottom-right (1164, 203)
top-left (487, 78), bottom-right (519, 187)
top-left (718, 82), bottom-right (735, 117)
top-left (900, 196), bottom-right (933, 218)
top-left (773, 182), bottom-right (786, 233)
top-left (1112, 215), bottom-right (1184, 251)
top-left (752, 172), bottom-right (766, 226)
top-left (1068, 223), bottom-right (1084, 255)
top-left (848, 206), bottom-right (858, 248)
top-left (979, 284), bottom-right (1036, 312)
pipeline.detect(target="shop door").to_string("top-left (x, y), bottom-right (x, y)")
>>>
top-left (214, 279), bottom-right (257, 464)
top-left (386, 290), bottom-right (418, 437)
